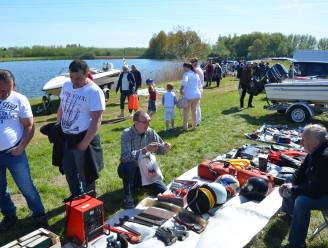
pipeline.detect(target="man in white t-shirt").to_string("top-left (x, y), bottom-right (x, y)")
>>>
top-left (57, 60), bottom-right (105, 198)
top-left (0, 69), bottom-right (47, 232)
top-left (191, 58), bottom-right (204, 126)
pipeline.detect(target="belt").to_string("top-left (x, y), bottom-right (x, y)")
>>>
top-left (0, 141), bottom-right (20, 154)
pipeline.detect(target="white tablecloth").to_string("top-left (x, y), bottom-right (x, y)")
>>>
top-left (65, 166), bottom-right (282, 248)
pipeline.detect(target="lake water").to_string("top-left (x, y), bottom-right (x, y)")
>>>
top-left (0, 59), bottom-right (181, 98)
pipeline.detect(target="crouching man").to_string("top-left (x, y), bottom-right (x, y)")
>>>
top-left (118, 110), bottom-right (171, 208)
top-left (279, 124), bottom-right (328, 248)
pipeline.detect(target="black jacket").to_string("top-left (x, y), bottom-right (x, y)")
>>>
top-left (40, 122), bottom-right (104, 187)
top-left (239, 65), bottom-right (252, 89)
top-left (131, 70), bottom-right (142, 89)
top-left (40, 122), bottom-right (65, 173)
top-left (291, 141), bottom-right (328, 198)
top-left (116, 72), bottom-right (136, 94)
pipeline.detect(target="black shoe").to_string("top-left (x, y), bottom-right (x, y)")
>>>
top-left (0, 215), bottom-right (18, 233)
top-left (248, 105), bottom-right (255, 108)
top-left (34, 214), bottom-right (49, 229)
top-left (123, 195), bottom-right (135, 209)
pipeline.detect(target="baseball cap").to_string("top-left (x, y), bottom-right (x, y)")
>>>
top-left (146, 78), bottom-right (154, 84)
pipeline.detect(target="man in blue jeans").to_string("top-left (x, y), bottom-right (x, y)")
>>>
top-left (279, 124), bottom-right (328, 248)
top-left (0, 69), bottom-right (47, 232)
top-left (118, 110), bottom-right (171, 208)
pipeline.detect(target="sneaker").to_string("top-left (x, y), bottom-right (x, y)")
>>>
top-left (123, 195), bottom-right (135, 209)
top-left (117, 114), bottom-right (124, 118)
top-left (0, 215), bottom-right (18, 233)
top-left (34, 214), bottom-right (49, 229)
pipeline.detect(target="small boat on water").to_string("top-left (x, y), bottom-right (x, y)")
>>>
top-left (42, 63), bottom-right (120, 96)
top-left (265, 79), bottom-right (328, 104)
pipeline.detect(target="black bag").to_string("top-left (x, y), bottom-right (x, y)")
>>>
top-left (247, 78), bottom-right (265, 96)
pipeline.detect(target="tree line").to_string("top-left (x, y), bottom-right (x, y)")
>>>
top-left (211, 33), bottom-right (328, 59)
top-left (0, 45), bottom-right (146, 60)
top-left (144, 30), bottom-right (328, 60)
top-left (1, 30), bottom-right (328, 61)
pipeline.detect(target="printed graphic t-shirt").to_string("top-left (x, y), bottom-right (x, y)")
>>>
top-left (0, 91), bottom-right (33, 151)
top-left (60, 81), bottom-right (105, 134)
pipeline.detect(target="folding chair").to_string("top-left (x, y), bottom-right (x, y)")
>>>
top-left (310, 210), bottom-right (328, 240)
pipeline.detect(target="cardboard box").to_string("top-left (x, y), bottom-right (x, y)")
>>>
top-left (1, 228), bottom-right (61, 248)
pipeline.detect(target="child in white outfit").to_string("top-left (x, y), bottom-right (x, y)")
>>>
top-left (162, 83), bottom-right (178, 130)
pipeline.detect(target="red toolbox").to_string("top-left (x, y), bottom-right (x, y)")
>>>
top-left (198, 160), bottom-right (236, 181)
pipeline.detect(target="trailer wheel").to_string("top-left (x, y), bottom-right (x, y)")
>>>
top-left (287, 105), bottom-right (310, 123)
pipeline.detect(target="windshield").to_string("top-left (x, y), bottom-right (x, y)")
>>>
top-left (294, 62), bottom-right (328, 77)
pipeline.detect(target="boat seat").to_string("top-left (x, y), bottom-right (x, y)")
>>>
top-left (310, 210), bottom-right (328, 240)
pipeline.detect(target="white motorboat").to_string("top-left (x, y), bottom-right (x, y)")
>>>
top-left (264, 50), bottom-right (328, 123)
top-left (265, 79), bottom-right (328, 104)
top-left (42, 63), bottom-right (120, 96)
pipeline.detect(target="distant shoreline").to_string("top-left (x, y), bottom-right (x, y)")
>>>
top-left (0, 55), bottom-right (142, 62)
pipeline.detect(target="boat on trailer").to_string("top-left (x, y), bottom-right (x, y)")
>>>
top-left (264, 79), bottom-right (328, 123)
top-left (265, 79), bottom-right (328, 104)
top-left (42, 63), bottom-right (120, 97)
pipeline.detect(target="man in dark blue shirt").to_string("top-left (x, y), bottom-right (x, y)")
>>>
top-left (280, 124), bottom-right (328, 248)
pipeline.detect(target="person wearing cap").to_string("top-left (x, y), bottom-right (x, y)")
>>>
top-left (117, 110), bottom-right (171, 208)
top-left (279, 124), bottom-right (328, 248)
top-left (130, 65), bottom-right (142, 91)
top-left (0, 69), bottom-right (47, 232)
top-left (146, 78), bottom-right (157, 117)
top-left (116, 65), bottom-right (136, 118)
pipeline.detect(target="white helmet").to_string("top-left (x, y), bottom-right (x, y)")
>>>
top-left (205, 182), bottom-right (227, 205)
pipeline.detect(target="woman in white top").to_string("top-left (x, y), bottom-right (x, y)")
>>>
top-left (180, 62), bottom-right (203, 130)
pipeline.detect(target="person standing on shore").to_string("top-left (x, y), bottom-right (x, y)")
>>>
top-left (57, 60), bottom-right (105, 198)
top-left (180, 62), bottom-right (202, 130)
top-left (191, 58), bottom-right (204, 126)
top-left (162, 83), bottom-right (178, 130)
top-left (131, 65), bottom-right (142, 91)
top-left (116, 65), bottom-right (136, 118)
top-left (0, 69), bottom-right (47, 232)
top-left (146, 78), bottom-right (157, 117)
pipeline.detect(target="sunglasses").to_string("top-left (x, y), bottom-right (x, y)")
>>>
top-left (138, 119), bottom-right (151, 124)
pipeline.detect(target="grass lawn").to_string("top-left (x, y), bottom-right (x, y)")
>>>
top-left (1, 76), bottom-right (328, 247)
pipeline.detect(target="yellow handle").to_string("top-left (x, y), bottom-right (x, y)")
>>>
top-left (228, 159), bottom-right (251, 168)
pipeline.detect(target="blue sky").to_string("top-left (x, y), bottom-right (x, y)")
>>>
top-left (1, 0), bottom-right (327, 48)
